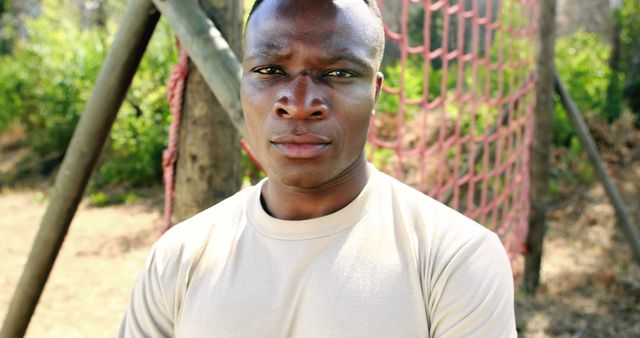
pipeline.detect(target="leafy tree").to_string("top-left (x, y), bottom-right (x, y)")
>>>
top-left (0, 0), bottom-right (177, 188)
top-left (554, 32), bottom-right (611, 145)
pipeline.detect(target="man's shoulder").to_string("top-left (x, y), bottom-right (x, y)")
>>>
top-left (371, 166), bottom-right (496, 245)
top-left (379, 172), bottom-right (489, 232)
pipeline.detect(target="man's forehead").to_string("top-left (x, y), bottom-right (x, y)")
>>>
top-left (245, 23), bottom-right (376, 70)
top-left (248, 28), bottom-right (345, 52)
top-left (244, 0), bottom-right (383, 67)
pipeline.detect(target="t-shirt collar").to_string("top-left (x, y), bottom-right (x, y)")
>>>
top-left (247, 164), bottom-right (378, 240)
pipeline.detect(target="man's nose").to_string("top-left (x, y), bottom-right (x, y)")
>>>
top-left (274, 74), bottom-right (329, 120)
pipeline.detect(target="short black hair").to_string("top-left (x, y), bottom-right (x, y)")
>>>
top-left (247, 0), bottom-right (382, 25)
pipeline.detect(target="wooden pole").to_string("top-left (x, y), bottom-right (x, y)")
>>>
top-left (173, 0), bottom-right (243, 223)
top-left (0, 1), bottom-right (159, 336)
top-left (151, 0), bottom-right (247, 139)
top-left (555, 74), bottom-right (640, 263)
top-left (523, 0), bottom-right (556, 294)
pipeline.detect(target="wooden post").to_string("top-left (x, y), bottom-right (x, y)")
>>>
top-left (555, 74), bottom-right (640, 263)
top-left (173, 0), bottom-right (243, 223)
top-left (0, 1), bottom-right (159, 336)
top-left (151, 0), bottom-right (247, 139)
top-left (523, 0), bottom-right (556, 294)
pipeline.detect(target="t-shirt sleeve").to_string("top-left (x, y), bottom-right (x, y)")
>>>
top-left (426, 231), bottom-right (517, 338)
top-left (118, 243), bottom-right (177, 338)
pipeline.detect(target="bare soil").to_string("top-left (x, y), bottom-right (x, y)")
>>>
top-left (513, 114), bottom-right (640, 337)
top-left (515, 160), bottom-right (640, 337)
top-left (0, 187), bottom-right (162, 338)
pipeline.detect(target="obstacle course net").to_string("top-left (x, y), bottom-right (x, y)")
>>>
top-left (371, 0), bottom-right (538, 264)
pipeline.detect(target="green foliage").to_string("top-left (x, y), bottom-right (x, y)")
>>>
top-left (551, 32), bottom-right (611, 192)
top-left (554, 32), bottom-right (611, 146)
top-left (88, 192), bottom-right (109, 206)
top-left (0, 0), bottom-right (176, 189)
top-left (0, 6), bottom-right (104, 160)
top-left (88, 190), bottom-right (140, 207)
top-left (93, 17), bottom-right (176, 189)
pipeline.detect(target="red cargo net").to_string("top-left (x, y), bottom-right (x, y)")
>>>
top-left (372, 0), bottom-right (538, 264)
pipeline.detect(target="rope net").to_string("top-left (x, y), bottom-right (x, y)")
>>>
top-left (372, 0), bottom-right (538, 264)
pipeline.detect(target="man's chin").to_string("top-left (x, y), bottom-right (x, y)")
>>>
top-left (269, 165), bottom-right (332, 190)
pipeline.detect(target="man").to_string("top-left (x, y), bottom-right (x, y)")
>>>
top-left (120, 0), bottom-right (517, 337)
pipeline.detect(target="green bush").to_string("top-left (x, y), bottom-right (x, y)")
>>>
top-left (554, 31), bottom-right (611, 146)
top-left (92, 17), bottom-right (176, 189)
top-left (0, 1), bottom-right (177, 189)
top-left (0, 7), bottom-right (103, 167)
top-left (550, 31), bottom-right (612, 191)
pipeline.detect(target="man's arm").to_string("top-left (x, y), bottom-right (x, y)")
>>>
top-left (426, 231), bottom-right (517, 338)
top-left (119, 245), bottom-right (176, 338)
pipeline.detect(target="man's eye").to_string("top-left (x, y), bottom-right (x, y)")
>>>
top-left (254, 66), bottom-right (285, 75)
top-left (324, 70), bottom-right (355, 78)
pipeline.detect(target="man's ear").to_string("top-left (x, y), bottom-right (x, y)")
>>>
top-left (374, 71), bottom-right (384, 102)
top-left (371, 72), bottom-right (384, 116)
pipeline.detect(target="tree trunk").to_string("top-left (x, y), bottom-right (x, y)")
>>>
top-left (173, 0), bottom-right (243, 223)
top-left (523, 0), bottom-right (557, 294)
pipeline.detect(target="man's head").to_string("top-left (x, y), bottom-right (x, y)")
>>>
top-left (241, 0), bottom-right (385, 190)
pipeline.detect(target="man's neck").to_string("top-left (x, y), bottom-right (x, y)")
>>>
top-left (261, 160), bottom-right (370, 220)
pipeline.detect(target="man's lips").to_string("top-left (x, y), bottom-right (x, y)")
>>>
top-left (270, 134), bottom-right (331, 159)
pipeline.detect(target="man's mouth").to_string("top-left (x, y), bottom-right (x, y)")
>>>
top-left (270, 134), bottom-right (331, 159)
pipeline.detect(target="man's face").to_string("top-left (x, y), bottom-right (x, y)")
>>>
top-left (241, 0), bottom-right (383, 189)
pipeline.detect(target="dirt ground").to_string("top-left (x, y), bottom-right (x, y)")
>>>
top-left (1, 163), bottom-right (639, 337)
top-left (514, 160), bottom-right (640, 337)
top-left (0, 188), bottom-right (161, 338)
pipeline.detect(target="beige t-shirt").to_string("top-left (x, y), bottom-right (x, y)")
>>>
top-left (120, 165), bottom-right (517, 337)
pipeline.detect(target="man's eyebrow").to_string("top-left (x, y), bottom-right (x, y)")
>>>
top-left (322, 53), bottom-right (374, 72)
top-left (245, 42), bottom-right (291, 62)
top-left (244, 46), bottom-right (374, 72)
